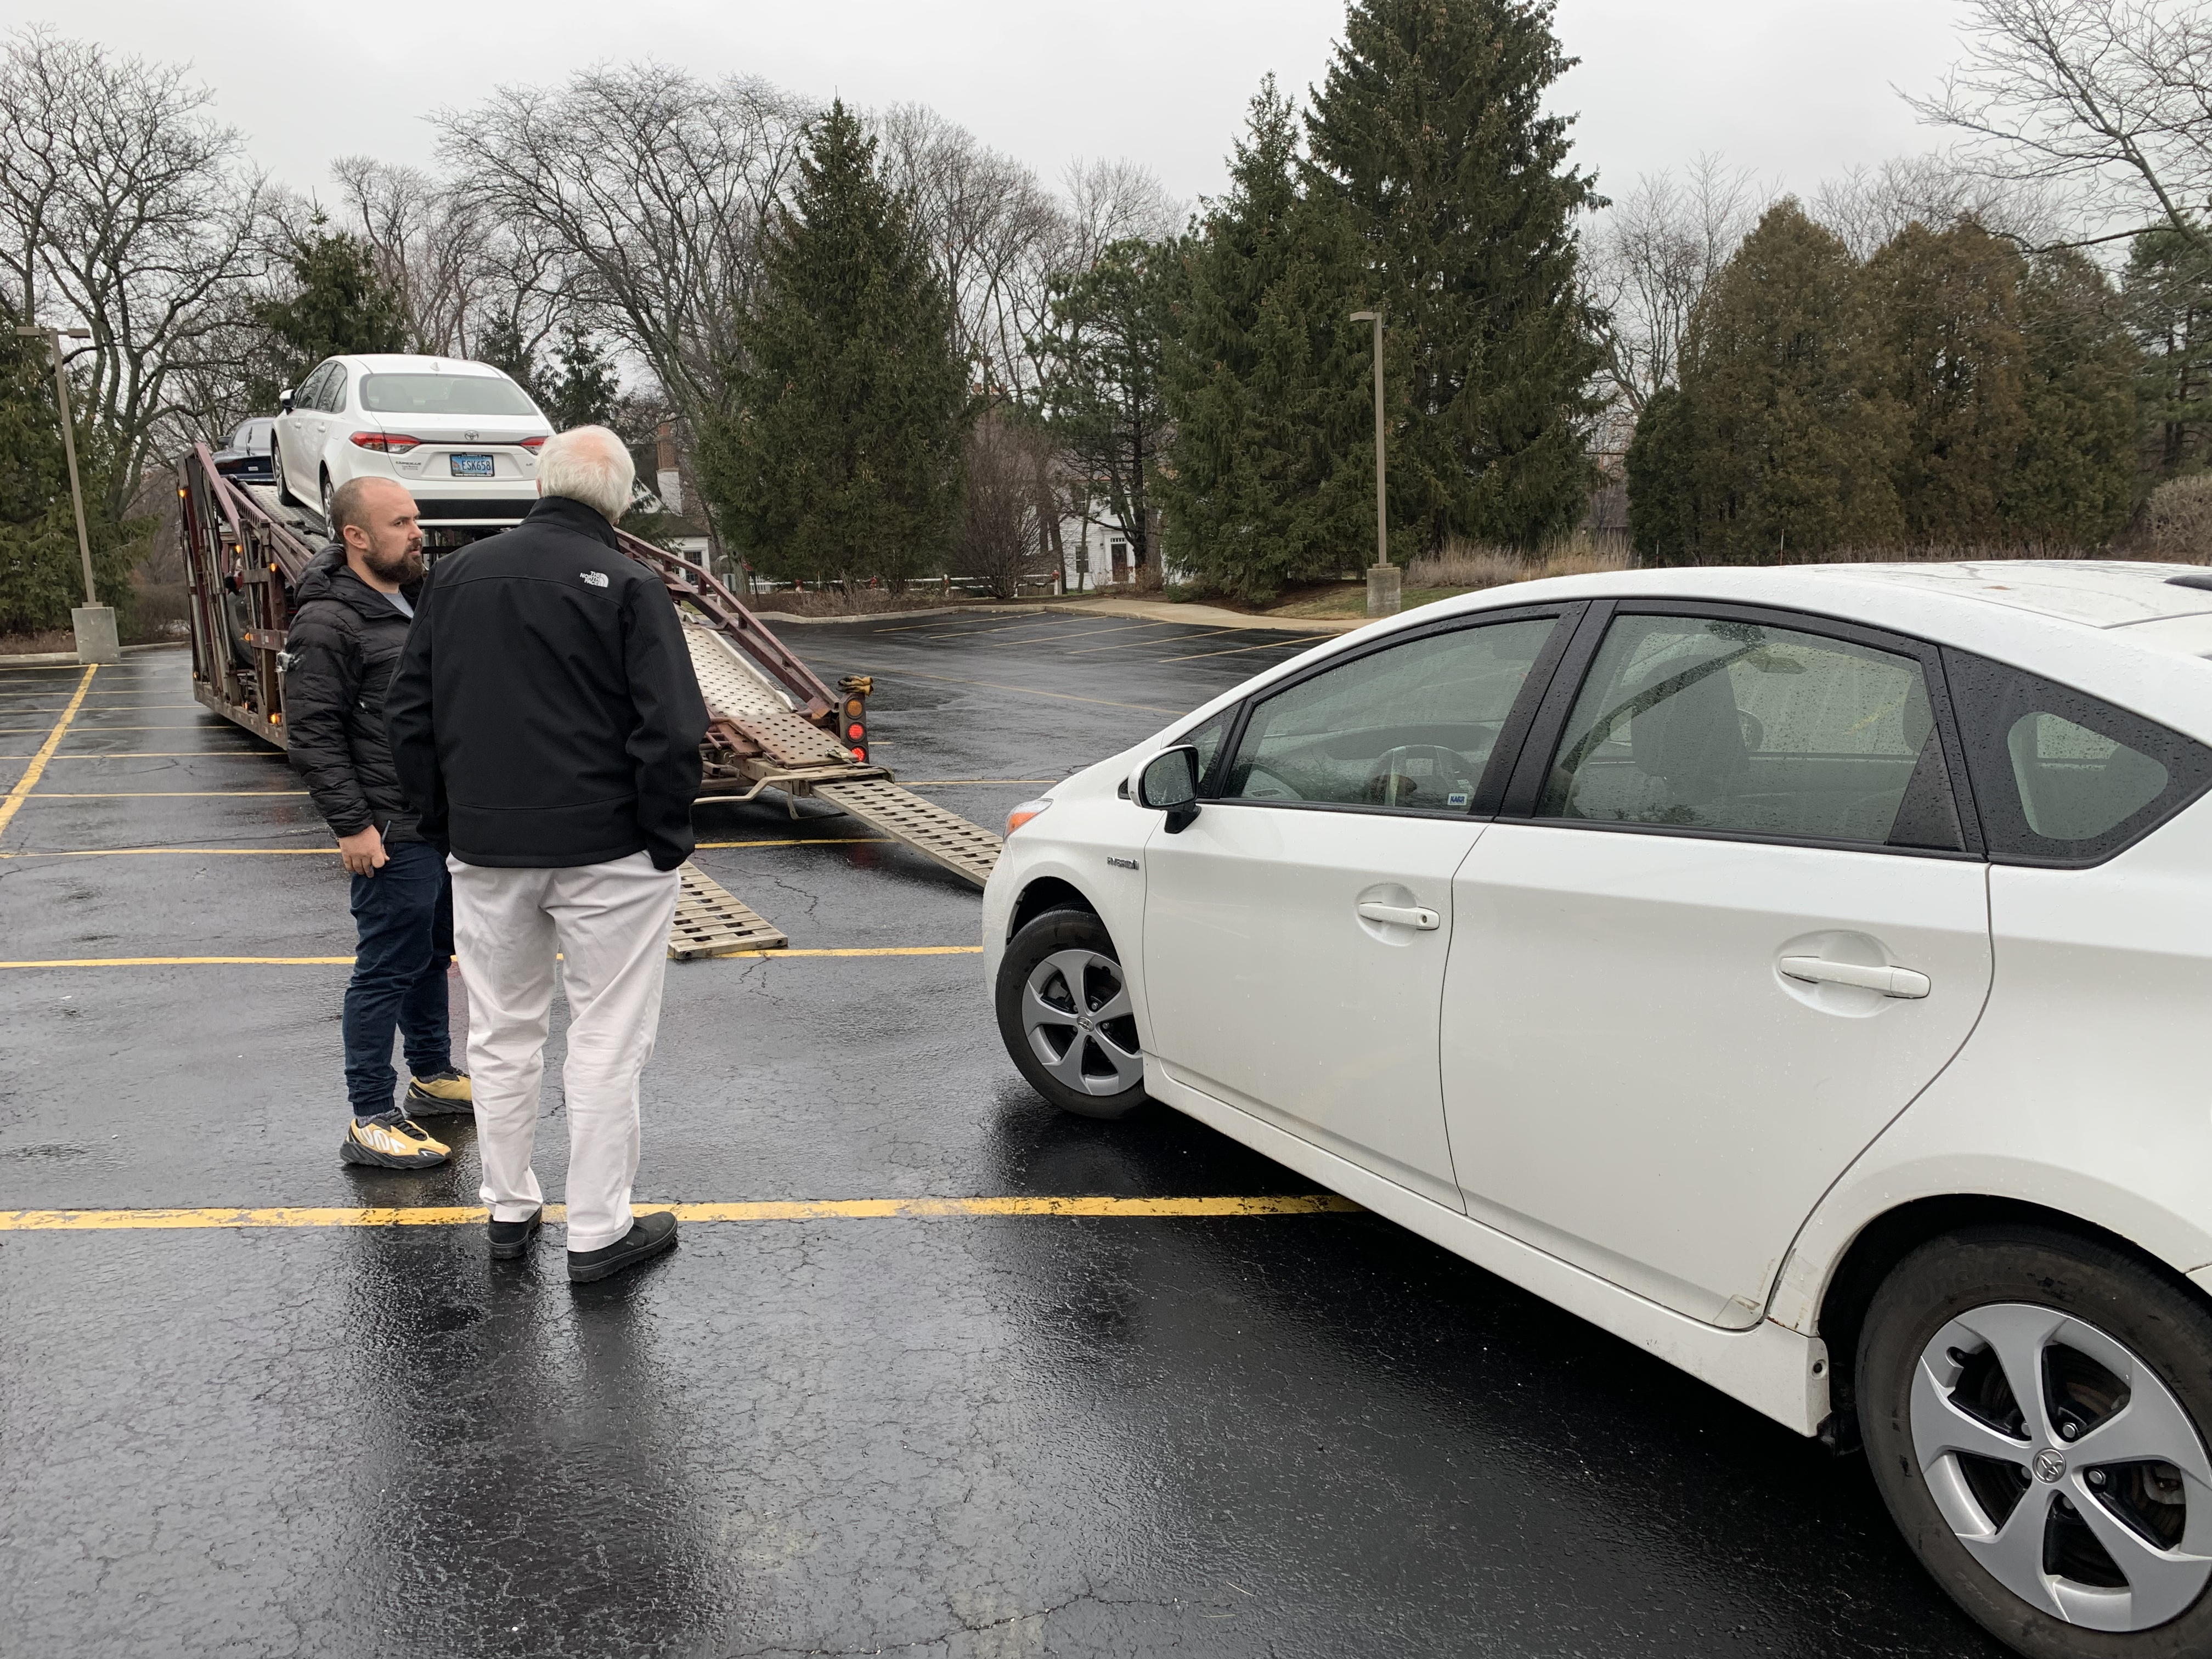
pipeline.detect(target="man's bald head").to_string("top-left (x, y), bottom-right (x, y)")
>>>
top-left (332, 475), bottom-right (423, 592)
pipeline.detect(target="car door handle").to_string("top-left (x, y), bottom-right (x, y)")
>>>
top-left (1778, 956), bottom-right (1931, 998)
top-left (1357, 902), bottom-right (1440, 930)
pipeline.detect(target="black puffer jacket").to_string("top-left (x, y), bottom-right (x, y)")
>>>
top-left (284, 542), bottom-right (424, 842)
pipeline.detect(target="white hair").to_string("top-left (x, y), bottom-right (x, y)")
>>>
top-left (537, 425), bottom-right (635, 523)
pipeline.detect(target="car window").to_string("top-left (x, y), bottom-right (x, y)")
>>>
top-left (318, 366), bottom-right (349, 412)
top-left (359, 374), bottom-right (540, 417)
top-left (1940, 650), bottom-right (2212, 865)
top-left (1221, 617), bottom-right (1559, 812)
top-left (1175, 710), bottom-right (1232, 792)
top-left (1538, 613), bottom-right (1964, 850)
top-left (292, 364), bottom-right (329, 410)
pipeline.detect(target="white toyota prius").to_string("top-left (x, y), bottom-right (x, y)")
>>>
top-left (983, 561), bottom-right (2212, 1657)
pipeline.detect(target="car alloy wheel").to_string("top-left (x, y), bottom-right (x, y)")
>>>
top-left (994, 907), bottom-right (1150, 1120)
top-left (1862, 1226), bottom-right (2212, 1656)
top-left (1911, 1303), bottom-right (2212, 1630)
top-left (1022, 947), bottom-right (1143, 1098)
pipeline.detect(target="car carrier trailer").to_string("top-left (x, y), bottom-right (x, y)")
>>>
top-left (174, 441), bottom-right (1002, 958)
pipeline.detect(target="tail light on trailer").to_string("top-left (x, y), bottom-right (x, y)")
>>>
top-left (348, 432), bottom-right (423, 453)
top-left (837, 674), bottom-right (872, 763)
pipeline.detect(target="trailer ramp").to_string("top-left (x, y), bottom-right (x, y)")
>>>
top-left (669, 864), bottom-right (787, 960)
top-left (681, 624), bottom-right (1003, 889)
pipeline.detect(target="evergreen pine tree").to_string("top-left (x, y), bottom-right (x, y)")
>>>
top-left (1158, 78), bottom-right (1383, 601)
top-left (1623, 385), bottom-right (1695, 565)
top-left (0, 303), bottom-right (131, 634)
top-left (257, 223), bottom-right (408, 387)
top-left (2009, 249), bottom-right (2139, 546)
top-left (1674, 201), bottom-right (1900, 561)
top-left (2123, 228), bottom-right (2212, 483)
top-left (1863, 221), bottom-right (2029, 544)
top-left (701, 100), bottom-right (968, 583)
top-left (1035, 238), bottom-right (1176, 578)
top-left (1306, 0), bottom-right (1603, 552)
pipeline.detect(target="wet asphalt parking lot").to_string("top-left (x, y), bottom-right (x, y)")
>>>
top-left (0, 612), bottom-right (2007, 1658)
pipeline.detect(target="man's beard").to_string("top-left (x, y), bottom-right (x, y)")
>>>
top-left (364, 544), bottom-right (425, 586)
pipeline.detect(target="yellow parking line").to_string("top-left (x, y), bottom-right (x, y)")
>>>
top-left (1065, 625), bottom-right (1250, 654)
top-left (873, 668), bottom-right (1180, 715)
top-left (1156, 637), bottom-right (1314, 663)
top-left (24, 791), bottom-right (309, 798)
top-left (0, 666), bottom-right (95, 846)
top-left (0, 1193), bottom-right (1361, 1231)
top-left (0, 704), bottom-right (200, 713)
top-left (0, 945), bottom-right (983, 968)
top-left (0, 726), bottom-right (209, 733)
top-left (1, 836), bottom-right (898, 860)
top-left (896, 778), bottom-right (1055, 786)
top-left (3, 753), bottom-right (281, 760)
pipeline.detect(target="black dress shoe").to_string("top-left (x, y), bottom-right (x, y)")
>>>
top-left (488, 1207), bottom-right (543, 1260)
top-left (567, 1211), bottom-right (678, 1283)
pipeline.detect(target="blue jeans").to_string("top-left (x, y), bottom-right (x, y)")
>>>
top-left (344, 838), bottom-right (453, 1119)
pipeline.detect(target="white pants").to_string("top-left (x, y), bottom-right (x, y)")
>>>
top-left (448, 852), bottom-right (681, 1254)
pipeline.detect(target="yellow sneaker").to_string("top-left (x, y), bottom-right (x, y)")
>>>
top-left (341, 1113), bottom-right (450, 1169)
top-left (405, 1069), bottom-right (473, 1117)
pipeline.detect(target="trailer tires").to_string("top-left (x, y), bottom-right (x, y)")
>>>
top-left (996, 907), bottom-right (1151, 1121)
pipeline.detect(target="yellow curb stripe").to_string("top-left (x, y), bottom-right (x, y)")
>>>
top-left (0, 665), bottom-right (95, 847)
top-left (0, 1194), bottom-right (1361, 1231)
top-left (1, 837), bottom-right (901, 860)
top-left (0, 945), bottom-right (983, 968)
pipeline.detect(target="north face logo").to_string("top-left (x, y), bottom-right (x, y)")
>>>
top-left (579, 571), bottom-right (608, 588)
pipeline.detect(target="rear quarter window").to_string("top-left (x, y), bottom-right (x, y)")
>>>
top-left (1941, 650), bottom-right (2212, 865)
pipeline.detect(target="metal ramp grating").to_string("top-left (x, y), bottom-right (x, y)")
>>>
top-left (812, 779), bottom-right (1002, 889)
top-left (668, 862), bottom-right (788, 960)
top-left (683, 626), bottom-right (853, 766)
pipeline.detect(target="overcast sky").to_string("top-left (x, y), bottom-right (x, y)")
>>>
top-left (6, 0), bottom-right (1971, 213)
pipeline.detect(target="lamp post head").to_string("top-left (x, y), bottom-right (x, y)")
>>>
top-left (1349, 309), bottom-right (1380, 323)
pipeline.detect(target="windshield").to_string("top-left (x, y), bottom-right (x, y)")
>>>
top-left (359, 374), bottom-right (539, 417)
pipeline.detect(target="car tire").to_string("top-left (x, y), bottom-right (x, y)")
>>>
top-left (272, 437), bottom-right (297, 506)
top-left (318, 469), bottom-right (334, 527)
top-left (995, 907), bottom-right (1150, 1121)
top-left (1860, 1224), bottom-right (2212, 1656)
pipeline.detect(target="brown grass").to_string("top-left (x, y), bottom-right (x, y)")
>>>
top-left (1404, 534), bottom-right (1633, 591)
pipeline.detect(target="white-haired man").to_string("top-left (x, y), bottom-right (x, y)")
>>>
top-left (387, 426), bottom-right (708, 1283)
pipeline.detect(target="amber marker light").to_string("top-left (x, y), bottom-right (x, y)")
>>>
top-left (1006, 799), bottom-right (1052, 835)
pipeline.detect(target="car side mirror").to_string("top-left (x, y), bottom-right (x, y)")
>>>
top-left (1135, 745), bottom-right (1201, 833)
top-left (278, 388), bottom-right (294, 413)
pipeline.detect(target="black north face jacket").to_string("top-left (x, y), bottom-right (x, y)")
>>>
top-left (284, 543), bottom-right (424, 842)
top-left (385, 495), bottom-right (708, 870)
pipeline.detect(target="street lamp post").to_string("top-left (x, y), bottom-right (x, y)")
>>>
top-left (16, 323), bottom-right (117, 664)
top-left (1348, 309), bottom-right (1396, 617)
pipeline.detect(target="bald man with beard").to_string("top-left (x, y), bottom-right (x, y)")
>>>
top-left (285, 475), bottom-right (472, 1170)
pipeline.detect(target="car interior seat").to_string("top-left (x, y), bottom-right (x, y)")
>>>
top-left (1630, 661), bottom-right (1750, 821)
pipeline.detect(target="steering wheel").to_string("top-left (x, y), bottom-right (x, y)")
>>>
top-left (1367, 743), bottom-right (1475, 810)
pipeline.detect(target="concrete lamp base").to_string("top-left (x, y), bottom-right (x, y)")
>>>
top-left (71, 605), bottom-right (120, 665)
top-left (1365, 563), bottom-right (1401, 618)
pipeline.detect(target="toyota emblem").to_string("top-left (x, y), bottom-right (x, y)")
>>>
top-left (2033, 1448), bottom-right (2068, 1483)
top-left (464, 429), bottom-right (479, 441)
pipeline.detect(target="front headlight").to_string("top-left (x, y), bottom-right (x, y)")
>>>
top-left (1006, 798), bottom-right (1052, 835)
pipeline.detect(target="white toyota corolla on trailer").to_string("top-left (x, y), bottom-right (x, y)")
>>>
top-left (984, 561), bottom-right (2212, 1658)
top-left (270, 353), bottom-right (552, 529)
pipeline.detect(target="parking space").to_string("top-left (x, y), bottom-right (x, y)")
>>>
top-left (0, 626), bottom-right (1998, 1657)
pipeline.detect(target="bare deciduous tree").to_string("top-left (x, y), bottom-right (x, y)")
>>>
top-left (0, 27), bottom-right (261, 516)
top-left (956, 414), bottom-right (1058, 598)
top-left (1585, 154), bottom-right (1762, 411)
top-left (439, 64), bottom-right (810, 429)
top-left (1812, 152), bottom-right (2073, 258)
top-left (1912, 0), bottom-right (2212, 257)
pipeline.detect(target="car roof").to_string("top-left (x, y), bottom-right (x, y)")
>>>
top-left (1161, 560), bottom-right (2212, 755)
top-left (338, 354), bottom-right (513, 378)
